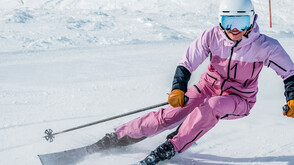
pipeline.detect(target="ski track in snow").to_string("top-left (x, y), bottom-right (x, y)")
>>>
top-left (0, 0), bottom-right (294, 165)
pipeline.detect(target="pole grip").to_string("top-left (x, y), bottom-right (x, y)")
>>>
top-left (283, 104), bottom-right (290, 113)
top-left (184, 96), bottom-right (189, 103)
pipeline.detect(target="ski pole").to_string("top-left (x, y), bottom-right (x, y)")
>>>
top-left (44, 102), bottom-right (169, 142)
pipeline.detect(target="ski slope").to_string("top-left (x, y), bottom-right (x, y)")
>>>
top-left (0, 0), bottom-right (294, 165)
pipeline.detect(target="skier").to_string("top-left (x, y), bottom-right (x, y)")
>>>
top-left (92, 0), bottom-right (294, 164)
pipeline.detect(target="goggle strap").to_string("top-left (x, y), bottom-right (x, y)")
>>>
top-left (219, 23), bottom-right (225, 30)
top-left (244, 15), bottom-right (257, 38)
top-left (244, 24), bottom-right (253, 38)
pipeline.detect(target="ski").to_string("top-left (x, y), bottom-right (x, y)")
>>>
top-left (38, 143), bottom-right (102, 165)
top-left (132, 160), bottom-right (149, 165)
top-left (132, 162), bottom-right (145, 165)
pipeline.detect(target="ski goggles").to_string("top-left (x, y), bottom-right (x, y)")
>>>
top-left (221, 15), bottom-right (251, 32)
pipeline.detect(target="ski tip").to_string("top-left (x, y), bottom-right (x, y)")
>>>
top-left (37, 155), bottom-right (45, 165)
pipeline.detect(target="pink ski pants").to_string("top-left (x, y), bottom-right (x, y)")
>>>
top-left (115, 81), bottom-right (253, 152)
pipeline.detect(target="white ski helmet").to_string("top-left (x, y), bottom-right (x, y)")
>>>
top-left (219, 0), bottom-right (255, 29)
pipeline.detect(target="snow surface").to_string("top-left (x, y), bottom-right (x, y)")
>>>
top-left (0, 0), bottom-right (294, 165)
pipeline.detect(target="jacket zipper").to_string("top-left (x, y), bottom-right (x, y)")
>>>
top-left (220, 41), bottom-right (241, 96)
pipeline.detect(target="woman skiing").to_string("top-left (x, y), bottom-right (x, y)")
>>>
top-left (91, 0), bottom-right (294, 164)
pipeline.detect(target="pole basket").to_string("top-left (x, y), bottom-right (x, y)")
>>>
top-left (44, 129), bottom-right (55, 142)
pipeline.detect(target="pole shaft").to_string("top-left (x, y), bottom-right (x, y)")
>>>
top-left (51, 102), bottom-right (169, 136)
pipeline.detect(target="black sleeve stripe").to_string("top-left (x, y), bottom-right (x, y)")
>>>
top-left (268, 60), bottom-right (287, 72)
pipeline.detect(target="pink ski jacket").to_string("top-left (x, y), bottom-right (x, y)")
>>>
top-left (179, 23), bottom-right (294, 105)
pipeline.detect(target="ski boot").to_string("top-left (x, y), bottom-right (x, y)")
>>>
top-left (137, 141), bottom-right (176, 165)
top-left (166, 129), bottom-right (178, 140)
top-left (166, 123), bottom-right (182, 140)
top-left (86, 132), bottom-right (146, 153)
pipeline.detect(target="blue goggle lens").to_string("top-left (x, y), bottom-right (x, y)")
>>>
top-left (221, 16), bottom-right (251, 31)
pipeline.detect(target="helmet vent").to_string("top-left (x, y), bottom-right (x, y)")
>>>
top-left (222, 11), bottom-right (230, 13)
top-left (237, 11), bottom-right (246, 13)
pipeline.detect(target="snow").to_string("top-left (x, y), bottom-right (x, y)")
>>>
top-left (0, 0), bottom-right (293, 165)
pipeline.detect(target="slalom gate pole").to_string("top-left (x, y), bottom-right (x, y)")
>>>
top-left (269, 0), bottom-right (272, 28)
top-left (44, 102), bottom-right (169, 142)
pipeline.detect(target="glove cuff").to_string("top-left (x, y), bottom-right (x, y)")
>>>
top-left (284, 75), bottom-right (294, 102)
top-left (172, 66), bottom-right (191, 93)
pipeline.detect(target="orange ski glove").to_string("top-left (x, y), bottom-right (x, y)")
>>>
top-left (283, 100), bottom-right (294, 118)
top-left (168, 89), bottom-right (187, 107)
